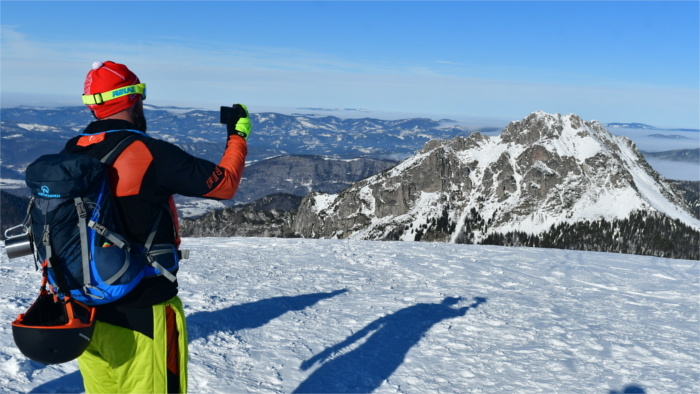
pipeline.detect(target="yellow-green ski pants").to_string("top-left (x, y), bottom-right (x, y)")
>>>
top-left (77, 296), bottom-right (188, 393)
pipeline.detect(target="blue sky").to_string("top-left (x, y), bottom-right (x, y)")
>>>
top-left (1, 1), bottom-right (699, 128)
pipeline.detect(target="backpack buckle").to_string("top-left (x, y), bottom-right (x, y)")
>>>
top-left (74, 199), bottom-right (87, 218)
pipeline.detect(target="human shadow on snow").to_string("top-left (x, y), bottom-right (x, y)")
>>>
top-left (294, 296), bottom-right (487, 393)
top-left (609, 385), bottom-right (646, 394)
top-left (187, 288), bottom-right (349, 342)
top-left (28, 369), bottom-right (83, 393)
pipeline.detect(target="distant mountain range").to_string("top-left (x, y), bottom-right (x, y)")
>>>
top-left (0, 105), bottom-right (475, 166)
top-left (605, 122), bottom-right (657, 130)
top-left (2, 106), bottom-right (696, 182)
top-left (605, 122), bottom-right (699, 133)
top-left (1, 106), bottom-right (697, 220)
top-left (641, 148), bottom-right (700, 162)
top-left (0, 105), bottom-right (469, 192)
top-left (236, 155), bottom-right (397, 203)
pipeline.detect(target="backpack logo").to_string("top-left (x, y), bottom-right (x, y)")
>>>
top-left (38, 185), bottom-right (60, 198)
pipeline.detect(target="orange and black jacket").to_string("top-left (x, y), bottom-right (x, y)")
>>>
top-left (63, 119), bottom-right (246, 327)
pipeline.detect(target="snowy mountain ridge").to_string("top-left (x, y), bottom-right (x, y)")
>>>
top-left (292, 112), bottom-right (699, 243)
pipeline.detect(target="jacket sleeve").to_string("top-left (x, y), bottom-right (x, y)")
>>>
top-left (150, 135), bottom-right (247, 200)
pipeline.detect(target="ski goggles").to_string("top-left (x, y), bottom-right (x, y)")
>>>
top-left (82, 83), bottom-right (146, 105)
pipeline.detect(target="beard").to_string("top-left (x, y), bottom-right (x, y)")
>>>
top-left (133, 102), bottom-right (148, 132)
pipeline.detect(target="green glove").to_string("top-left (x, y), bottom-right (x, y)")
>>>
top-left (227, 104), bottom-right (251, 140)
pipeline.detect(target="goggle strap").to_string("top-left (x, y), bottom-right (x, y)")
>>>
top-left (82, 83), bottom-right (146, 105)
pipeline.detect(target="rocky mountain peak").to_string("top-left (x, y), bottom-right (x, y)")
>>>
top-left (291, 111), bottom-right (699, 244)
top-left (501, 111), bottom-right (608, 150)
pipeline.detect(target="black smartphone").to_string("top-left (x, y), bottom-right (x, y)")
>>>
top-left (220, 105), bottom-right (246, 125)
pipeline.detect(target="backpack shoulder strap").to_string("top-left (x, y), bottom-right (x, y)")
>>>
top-left (83, 134), bottom-right (141, 250)
top-left (76, 134), bottom-right (139, 289)
top-left (101, 135), bottom-right (139, 165)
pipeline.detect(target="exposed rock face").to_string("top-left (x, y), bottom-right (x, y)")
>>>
top-left (291, 112), bottom-right (698, 242)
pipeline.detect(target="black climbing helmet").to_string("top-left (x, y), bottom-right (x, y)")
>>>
top-left (12, 286), bottom-right (96, 365)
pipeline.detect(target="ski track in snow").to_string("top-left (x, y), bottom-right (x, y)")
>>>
top-left (0, 237), bottom-right (698, 393)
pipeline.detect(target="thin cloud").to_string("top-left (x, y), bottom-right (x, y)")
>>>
top-left (2, 26), bottom-right (698, 127)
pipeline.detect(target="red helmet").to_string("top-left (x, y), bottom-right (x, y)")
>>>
top-left (12, 288), bottom-right (96, 365)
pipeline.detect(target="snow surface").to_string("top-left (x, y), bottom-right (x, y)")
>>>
top-left (1, 237), bottom-right (698, 393)
top-left (15, 124), bottom-right (60, 133)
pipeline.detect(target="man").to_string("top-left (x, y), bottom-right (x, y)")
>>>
top-left (65, 60), bottom-right (249, 393)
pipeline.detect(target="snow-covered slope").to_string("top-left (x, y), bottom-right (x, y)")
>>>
top-left (1, 237), bottom-right (698, 393)
top-left (293, 112), bottom-right (699, 242)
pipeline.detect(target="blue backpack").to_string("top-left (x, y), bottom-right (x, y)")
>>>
top-left (24, 136), bottom-right (183, 305)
